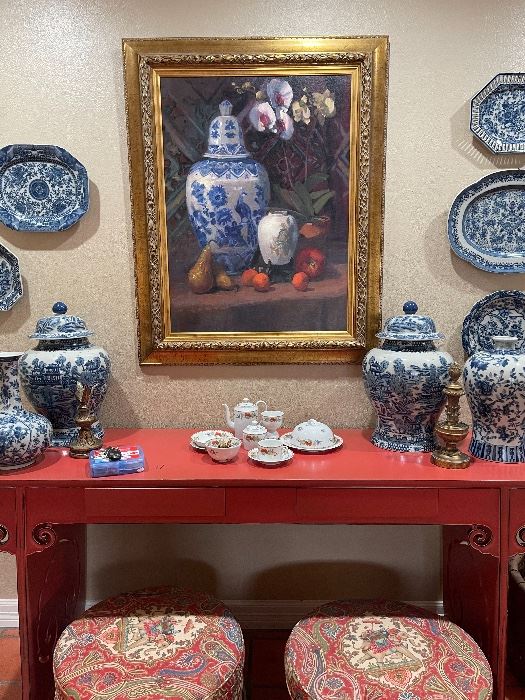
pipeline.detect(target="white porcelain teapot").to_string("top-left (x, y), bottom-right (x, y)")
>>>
top-left (223, 397), bottom-right (267, 438)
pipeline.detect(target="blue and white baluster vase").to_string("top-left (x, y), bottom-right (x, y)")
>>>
top-left (463, 335), bottom-right (525, 462)
top-left (186, 99), bottom-right (270, 275)
top-left (19, 302), bottom-right (111, 447)
top-left (362, 301), bottom-right (453, 452)
top-left (0, 352), bottom-right (52, 470)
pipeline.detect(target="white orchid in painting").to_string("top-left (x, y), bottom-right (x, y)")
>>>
top-left (266, 78), bottom-right (294, 109)
top-left (249, 101), bottom-right (277, 132)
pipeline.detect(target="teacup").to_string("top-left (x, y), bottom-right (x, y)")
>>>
top-left (257, 438), bottom-right (284, 460)
top-left (260, 410), bottom-right (284, 438)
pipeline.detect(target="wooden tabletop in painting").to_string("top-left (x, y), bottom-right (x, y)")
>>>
top-left (2, 428), bottom-right (525, 487)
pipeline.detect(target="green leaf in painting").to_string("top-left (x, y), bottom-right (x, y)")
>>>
top-left (312, 190), bottom-right (335, 215)
top-left (304, 172), bottom-right (329, 190)
top-left (292, 182), bottom-right (315, 217)
top-left (310, 188), bottom-right (332, 201)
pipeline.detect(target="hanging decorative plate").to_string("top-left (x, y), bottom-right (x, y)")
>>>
top-left (462, 290), bottom-right (525, 356)
top-left (448, 170), bottom-right (525, 273)
top-left (0, 144), bottom-right (89, 232)
top-left (0, 241), bottom-right (22, 310)
top-left (470, 73), bottom-right (525, 153)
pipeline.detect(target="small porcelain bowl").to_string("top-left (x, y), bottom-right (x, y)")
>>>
top-left (206, 436), bottom-right (242, 463)
top-left (290, 419), bottom-right (335, 449)
top-left (242, 420), bottom-right (268, 451)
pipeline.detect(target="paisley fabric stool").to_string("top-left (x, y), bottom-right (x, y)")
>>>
top-left (53, 586), bottom-right (245, 700)
top-left (285, 599), bottom-right (492, 699)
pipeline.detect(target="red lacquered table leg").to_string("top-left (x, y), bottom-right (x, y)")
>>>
top-left (443, 524), bottom-right (501, 698)
top-left (17, 513), bottom-right (86, 700)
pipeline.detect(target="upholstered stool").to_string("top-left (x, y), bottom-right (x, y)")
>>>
top-left (285, 599), bottom-right (492, 699)
top-left (53, 586), bottom-right (244, 700)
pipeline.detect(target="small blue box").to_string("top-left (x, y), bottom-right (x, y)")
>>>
top-left (89, 445), bottom-right (145, 478)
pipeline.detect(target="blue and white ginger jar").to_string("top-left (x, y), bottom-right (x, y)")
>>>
top-left (463, 335), bottom-right (525, 462)
top-left (363, 301), bottom-right (452, 452)
top-left (0, 352), bottom-right (52, 470)
top-left (19, 302), bottom-right (111, 447)
top-left (186, 99), bottom-right (270, 275)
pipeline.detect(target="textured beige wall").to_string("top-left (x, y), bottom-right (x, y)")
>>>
top-left (1, 0), bottom-right (525, 602)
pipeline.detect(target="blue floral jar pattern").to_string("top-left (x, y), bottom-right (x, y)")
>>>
top-left (0, 352), bottom-right (52, 470)
top-left (18, 302), bottom-right (111, 447)
top-left (362, 302), bottom-right (452, 452)
top-left (186, 100), bottom-right (270, 275)
top-left (463, 335), bottom-right (525, 463)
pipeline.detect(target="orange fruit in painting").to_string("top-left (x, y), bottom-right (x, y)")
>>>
top-left (252, 272), bottom-right (271, 292)
top-left (292, 272), bottom-right (309, 291)
top-left (241, 268), bottom-right (258, 286)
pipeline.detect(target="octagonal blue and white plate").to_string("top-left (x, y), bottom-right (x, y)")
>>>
top-left (462, 290), bottom-right (525, 356)
top-left (0, 241), bottom-right (22, 310)
top-left (470, 73), bottom-right (525, 153)
top-left (0, 144), bottom-right (89, 232)
top-left (448, 170), bottom-right (525, 273)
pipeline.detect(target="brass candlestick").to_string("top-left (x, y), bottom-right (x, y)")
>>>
top-left (69, 384), bottom-right (103, 459)
top-left (431, 363), bottom-right (471, 469)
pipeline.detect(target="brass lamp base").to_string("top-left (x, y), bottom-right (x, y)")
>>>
top-left (431, 362), bottom-right (471, 469)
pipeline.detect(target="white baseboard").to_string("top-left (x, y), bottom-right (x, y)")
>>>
top-left (0, 598), bottom-right (444, 629)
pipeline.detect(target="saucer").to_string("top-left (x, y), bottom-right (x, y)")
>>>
top-left (190, 429), bottom-right (234, 449)
top-left (248, 446), bottom-right (294, 466)
top-left (190, 440), bottom-right (207, 452)
top-left (280, 432), bottom-right (344, 452)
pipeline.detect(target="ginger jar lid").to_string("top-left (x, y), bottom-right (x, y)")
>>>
top-left (377, 301), bottom-right (444, 342)
top-left (204, 100), bottom-right (249, 160)
top-left (29, 302), bottom-right (94, 340)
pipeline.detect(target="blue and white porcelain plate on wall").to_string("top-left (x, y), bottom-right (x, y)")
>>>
top-left (0, 241), bottom-right (23, 310)
top-left (462, 290), bottom-right (525, 356)
top-left (448, 170), bottom-right (525, 273)
top-left (470, 73), bottom-right (525, 153)
top-left (0, 144), bottom-right (89, 232)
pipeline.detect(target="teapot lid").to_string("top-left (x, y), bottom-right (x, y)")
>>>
top-left (29, 302), bottom-right (94, 340)
top-left (236, 397), bottom-right (256, 409)
top-left (377, 301), bottom-right (444, 342)
top-left (204, 100), bottom-right (250, 160)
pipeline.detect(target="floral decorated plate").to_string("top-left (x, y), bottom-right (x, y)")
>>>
top-left (0, 241), bottom-right (22, 310)
top-left (470, 73), bottom-right (525, 153)
top-left (462, 290), bottom-right (525, 356)
top-left (248, 446), bottom-right (294, 466)
top-left (190, 429), bottom-right (234, 449)
top-left (0, 144), bottom-right (89, 232)
top-left (448, 170), bottom-right (525, 273)
top-left (280, 432), bottom-right (343, 452)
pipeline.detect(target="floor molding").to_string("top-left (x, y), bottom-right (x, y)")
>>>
top-left (0, 598), bottom-right (444, 629)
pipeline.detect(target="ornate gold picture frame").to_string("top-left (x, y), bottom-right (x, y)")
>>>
top-left (123, 37), bottom-right (388, 365)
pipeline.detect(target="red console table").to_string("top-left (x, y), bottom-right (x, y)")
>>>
top-left (1, 428), bottom-right (523, 700)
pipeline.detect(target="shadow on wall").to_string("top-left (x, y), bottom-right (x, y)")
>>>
top-left (245, 561), bottom-right (401, 600)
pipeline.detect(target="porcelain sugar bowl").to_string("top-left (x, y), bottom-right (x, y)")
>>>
top-left (242, 420), bottom-right (267, 451)
top-left (19, 302), bottom-right (111, 447)
top-left (463, 335), bottom-right (525, 462)
top-left (363, 301), bottom-right (452, 452)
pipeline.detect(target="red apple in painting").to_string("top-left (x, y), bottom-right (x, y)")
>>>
top-left (295, 247), bottom-right (326, 279)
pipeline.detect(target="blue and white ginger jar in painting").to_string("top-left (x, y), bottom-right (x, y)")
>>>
top-left (18, 302), bottom-right (111, 447)
top-left (463, 335), bottom-right (525, 463)
top-left (186, 99), bottom-right (270, 275)
top-left (0, 352), bottom-right (52, 470)
top-left (362, 301), bottom-right (453, 452)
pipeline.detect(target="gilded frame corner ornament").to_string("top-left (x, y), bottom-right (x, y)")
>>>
top-left (123, 36), bottom-right (388, 365)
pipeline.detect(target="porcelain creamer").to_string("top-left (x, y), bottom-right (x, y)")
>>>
top-left (363, 301), bottom-right (452, 452)
top-left (463, 335), bottom-right (525, 462)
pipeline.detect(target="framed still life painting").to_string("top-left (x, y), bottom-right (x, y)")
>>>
top-left (123, 37), bottom-right (388, 364)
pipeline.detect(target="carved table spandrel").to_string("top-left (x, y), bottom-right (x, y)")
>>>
top-left (1, 429), bottom-right (512, 700)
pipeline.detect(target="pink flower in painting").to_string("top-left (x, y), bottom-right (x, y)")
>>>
top-left (267, 78), bottom-right (293, 109)
top-left (275, 109), bottom-right (294, 140)
top-left (249, 101), bottom-right (276, 132)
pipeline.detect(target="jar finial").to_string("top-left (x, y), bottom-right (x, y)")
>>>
top-left (52, 301), bottom-right (67, 315)
top-left (403, 301), bottom-right (418, 315)
top-left (219, 100), bottom-right (233, 116)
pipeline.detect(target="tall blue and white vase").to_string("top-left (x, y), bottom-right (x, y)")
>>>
top-left (0, 352), bottom-right (52, 470)
top-left (363, 301), bottom-right (453, 452)
top-left (463, 335), bottom-right (525, 462)
top-left (186, 99), bottom-right (270, 275)
top-left (18, 302), bottom-right (111, 447)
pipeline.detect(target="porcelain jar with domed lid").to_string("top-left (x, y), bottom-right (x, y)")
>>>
top-left (186, 99), bottom-right (270, 275)
top-left (18, 302), bottom-right (111, 447)
top-left (362, 301), bottom-right (452, 452)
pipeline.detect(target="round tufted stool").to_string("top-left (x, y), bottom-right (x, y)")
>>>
top-left (53, 587), bottom-right (244, 700)
top-left (285, 599), bottom-right (492, 699)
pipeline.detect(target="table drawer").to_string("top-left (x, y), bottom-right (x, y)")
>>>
top-left (296, 488), bottom-right (439, 522)
top-left (85, 488), bottom-right (226, 522)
